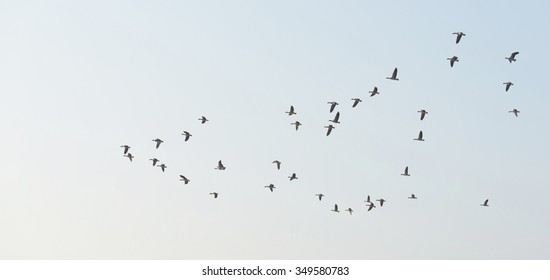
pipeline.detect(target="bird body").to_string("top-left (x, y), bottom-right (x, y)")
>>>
top-left (325, 124), bottom-right (335, 136)
top-left (120, 145), bottom-right (130, 154)
top-left (210, 192), bottom-right (219, 199)
top-left (401, 166), bottom-right (410, 176)
top-left (481, 199), bottom-right (489, 207)
top-left (327, 102), bottom-right (338, 113)
top-left (182, 131), bottom-right (192, 141)
top-left (291, 121), bottom-right (302, 131)
top-left (124, 153), bottom-right (134, 162)
top-left (418, 109), bottom-right (428, 120)
top-left (286, 106), bottom-right (296, 116)
top-left (367, 202), bottom-right (376, 211)
top-left (369, 86), bottom-right (380, 97)
top-left (329, 112), bottom-right (340, 124)
top-left (199, 116), bottom-right (209, 124)
top-left (447, 56), bottom-right (459, 67)
top-left (364, 195), bottom-right (371, 203)
top-left (152, 138), bottom-right (164, 149)
top-left (506, 52), bottom-right (519, 63)
top-left (386, 68), bottom-right (399, 81)
top-left (179, 175), bottom-right (190, 184)
top-left (215, 160), bottom-right (226, 170)
top-left (351, 98), bottom-right (362, 108)
top-left (316, 193), bottom-right (324, 201)
top-left (331, 204), bottom-right (340, 213)
top-left (149, 158), bottom-right (159, 166)
top-left (272, 160), bottom-right (281, 170)
top-left (158, 163), bottom-right (167, 172)
top-left (509, 109), bottom-right (520, 117)
top-left (453, 32), bottom-right (466, 44)
top-left (408, 194), bottom-right (417, 199)
top-left (377, 198), bottom-right (386, 207)
top-left (414, 130), bottom-right (425, 141)
top-left (265, 184), bottom-right (275, 192)
top-left (503, 82), bottom-right (514, 92)
top-left (288, 173), bottom-right (298, 181)
top-left (345, 208), bottom-right (353, 215)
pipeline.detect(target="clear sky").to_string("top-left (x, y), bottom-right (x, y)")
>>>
top-left (1, 0), bottom-right (550, 259)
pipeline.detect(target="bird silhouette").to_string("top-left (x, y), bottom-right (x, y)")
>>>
top-left (351, 98), bottom-right (362, 108)
top-left (179, 175), bottom-right (190, 184)
top-left (123, 153), bottom-right (134, 162)
top-left (210, 192), bottom-right (219, 199)
top-left (377, 198), bottom-right (386, 207)
top-left (120, 145), bottom-right (130, 154)
top-left (316, 193), bottom-right (324, 201)
top-left (367, 202), bottom-right (376, 211)
top-left (327, 102), bottom-right (338, 113)
top-left (331, 204), bottom-right (340, 213)
top-left (152, 138), bottom-right (164, 149)
top-left (418, 109), bottom-right (428, 120)
top-left (503, 82), bottom-right (514, 92)
top-left (329, 112), bottom-right (341, 124)
top-left (401, 166), bottom-right (410, 176)
top-left (447, 56), bottom-right (459, 67)
top-left (149, 158), bottom-right (159, 166)
top-left (414, 130), bottom-right (425, 141)
top-left (408, 194), bottom-right (417, 199)
top-left (345, 208), bottom-right (353, 215)
top-left (325, 124), bottom-right (335, 136)
top-left (364, 195), bottom-right (371, 203)
top-left (505, 52), bottom-right (519, 63)
top-left (199, 116), bottom-right (209, 124)
top-left (286, 105), bottom-right (296, 116)
top-left (452, 32), bottom-right (466, 44)
top-left (291, 121), bottom-right (302, 131)
top-left (369, 86), bottom-right (380, 97)
top-left (480, 199), bottom-right (489, 207)
top-left (182, 131), bottom-right (192, 141)
top-left (265, 184), bottom-right (275, 192)
top-left (272, 160), bottom-right (281, 170)
top-left (158, 163), bottom-right (167, 172)
top-left (509, 109), bottom-right (520, 117)
top-left (215, 160), bottom-right (226, 170)
top-left (386, 68), bottom-right (399, 81)
top-left (288, 173), bottom-right (298, 181)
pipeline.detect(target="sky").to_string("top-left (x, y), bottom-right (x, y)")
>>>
top-left (1, 0), bottom-right (550, 259)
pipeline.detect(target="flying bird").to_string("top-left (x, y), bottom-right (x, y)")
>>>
top-left (152, 138), bottom-right (163, 149)
top-left (179, 175), bottom-right (190, 184)
top-left (480, 199), bottom-right (489, 207)
top-left (367, 202), bottom-right (376, 211)
top-left (386, 68), bottom-right (399, 81)
top-left (149, 158), bottom-right (159, 166)
top-left (509, 109), bottom-right (520, 117)
top-left (408, 194), bottom-right (417, 199)
top-left (331, 204), bottom-right (340, 213)
top-left (316, 193), bottom-right (324, 201)
top-left (447, 56), bottom-right (459, 67)
top-left (120, 145), bottom-right (130, 154)
top-left (272, 160), bottom-right (281, 170)
top-left (288, 173), bottom-right (298, 181)
top-left (325, 124), bottom-right (335, 136)
top-left (215, 160), bottom-right (226, 170)
top-left (291, 121), bottom-right (302, 131)
top-left (364, 195), bottom-right (371, 203)
top-left (401, 166), bottom-right (410, 176)
top-left (505, 52), bottom-right (519, 63)
top-left (286, 105), bottom-right (296, 116)
top-left (414, 130), bottom-right (425, 141)
top-left (377, 198), bottom-right (386, 207)
top-left (418, 109), bottom-right (428, 120)
top-left (452, 32), bottom-right (466, 44)
top-left (181, 131), bottom-right (192, 141)
top-left (503, 82), bottom-right (514, 92)
top-left (351, 98), bottom-right (362, 108)
top-left (124, 153), bottom-right (134, 162)
top-left (265, 184), bottom-right (275, 192)
top-left (369, 86), bottom-right (380, 97)
top-left (210, 192), bottom-right (219, 199)
top-left (327, 102), bottom-right (338, 113)
top-left (345, 208), bottom-right (353, 215)
top-left (158, 163), bottom-right (167, 172)
top-left (198, 116), bottom-right (209, 124)
top-left (329, 112), bottom-right (340, 124)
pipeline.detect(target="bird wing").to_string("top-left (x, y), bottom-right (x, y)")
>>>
top-left (368, 203), bottom-right (374, 211)
top-left (421, 111), bottom-right (426, 120)
top-left (419, 131), bottom-right (423, 139)
top-left (392, 68), bottom-right (398, 78)
top-left (330, 103), bottom-right (336, 112)
top-left (511, 52), bottom-right (519, 58)
top-left (334, 204), bottom-right (338, 211)
top-left (405, 166), bottom-right (409, 174)
top-left (484, 199), bottom-right (489, 205)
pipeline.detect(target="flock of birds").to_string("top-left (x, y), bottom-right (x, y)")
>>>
top-left (119, 32), bottom-right (520, 215)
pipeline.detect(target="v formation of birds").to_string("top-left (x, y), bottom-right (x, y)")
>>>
top-left (120, 32), bottom-right (520, 214)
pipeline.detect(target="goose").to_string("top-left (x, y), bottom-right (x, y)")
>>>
top-left (329, 112), bottom-right (341, 124)
top-left (120, 145), bottom-right (130, 154)
top-left (509, 109), bottom-right (520, 117)
top-left (210, 192), bottom-right (219, 199)
top-left (345, 208), bottom-right (353, 215)
top-left (291, 121), bottom-right (302, 131)
top-left (505, 52), bottom-right (519, 63)
top-left (418, 109), bottom-right (428, 120)
top-left (288, 173), bottom-right (298, 181)
top-left (480, 199), bottom-right (489, 207)
top-left (272, 160), bottom-right (281, 170)
top-left (327, 102), bottom-right (338, 113)
top-left (414, 130), bottom-right (425, 141)
top-left (158, 163), bottom-right (167, 172)
top-left (367, 202), bottom-right (376, 211)
top-left (325, 124), bottom-right (335, 136)
top-left (377, 198), bottom-right (386, 207)
top-left (149, 158), bottom-right (159, 166)
top-left (286, 105), bottom-right (296, 116)
top-left (179, 175), bottom-right (190, 184)
top-left (124, 153), bottom-right (134, 162)
top-left (265, 184), bottom-right (275, 192)
top-left (401, 166), bottom-right (410, 176)
top-left (386, 68), bottom-right (399, 81)
top-left (351, 98), bottom-right (362, 108)
top-left (316, 193), bottom-right (324, 201)
top-left (152, 138), bottom-right (163, 149)
top-left (408, 194), bottom-right (417, 199)
top-left (215, 160), bottom-right (226, 170)
top-left (364, 195), bottom-right (371, 203)
top-left (198, 116), bottom-right (209, 124)
top-left (452, 32), bottom-right (466, 44)
top-left (447, 56), bottom-right (459, 67)
top-left (182, 131), bottom-right (192, 141)
top-left (331, 204), bottom-right (340, 213)
top-left (369, 86), bottom-right (380, 97)
top-left (503, 82), bottom-right (514, 92)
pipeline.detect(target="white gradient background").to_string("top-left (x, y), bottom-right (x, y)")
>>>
top-left (1, 0), bottom-right (549, 259)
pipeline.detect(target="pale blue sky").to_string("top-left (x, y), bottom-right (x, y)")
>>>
top-left (1, 0), bottom-right (549, 259)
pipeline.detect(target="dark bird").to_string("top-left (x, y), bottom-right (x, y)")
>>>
top-left (418, 109), bottom-right (428, 120)
top-left (210, 192), bottom-right (219, 199)
top-left (272, 160), bottom-right (281, 170)
top-left (152, 138), bottom-right (163, 149)
top-left (345, 208), bottom-right (353, 215)
top-left (509, 109), bottom-right (520, 117)
top-left (414, 130), bottom-right (425, 141)
top-left (288, 173), bottom-right (298, 181)
top-left (329, 112), bottom-right (341, 124)
top-left (408, 194), bottom-right (417, 199)
top-left (286, 105), bottom-right (296, 116)
top-left (182, 131), bottom-right (192, 141)
top-left (505, 52), bottom-right (519, 63)
top-left (364, 195), bottom-right (371, 203)
top-left (199, 116), bottom-right (209, 124)
top-left (149, 158), bottom-right (159, 166)
top-left (327, 102), bottom-right (339, 113)
top-left (325, 124), bottom-right (335, 136)
top-left (179, 175), bottom-right (190, 184)
top-left (331, 204), bottom-right (340, 213)
top-left (265, 184), bottom-right (275, 192)
top-left (503, 82), bottom-right (514, 92)
top-left (351, 98), bottom-right (362, 108)
top-left (447, 56), bottom-right (459, 67)
top-left (377, 198), bottom-right (386, 207)
top-left (480, 199), bottom-right (489, 207)
top-left (401, 166), bottom-right (410, 176)
top-left (120, 145), bottom-right (130, 154)
top-left (316, 193), bottom-right (324, 201)
top-left (369, 86), bottom-right (380, 97)
top-left (452, 32), bottom-right (466, 44)
top-left (291, 121), bottom-right (302, 131)
top-left (386, 68), bottom-right (399, 81)
top-left (124, 153), bottom-right (134, 162)
top-left (215, 160), bottom-right (226, 170)
top-left (158, 163), bottom-right (167, 172)
top-left (367, 202), bottom-right (376, 211)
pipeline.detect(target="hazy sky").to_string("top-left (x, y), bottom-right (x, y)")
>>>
top-left (1, 0), bottom-right (550, 259)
